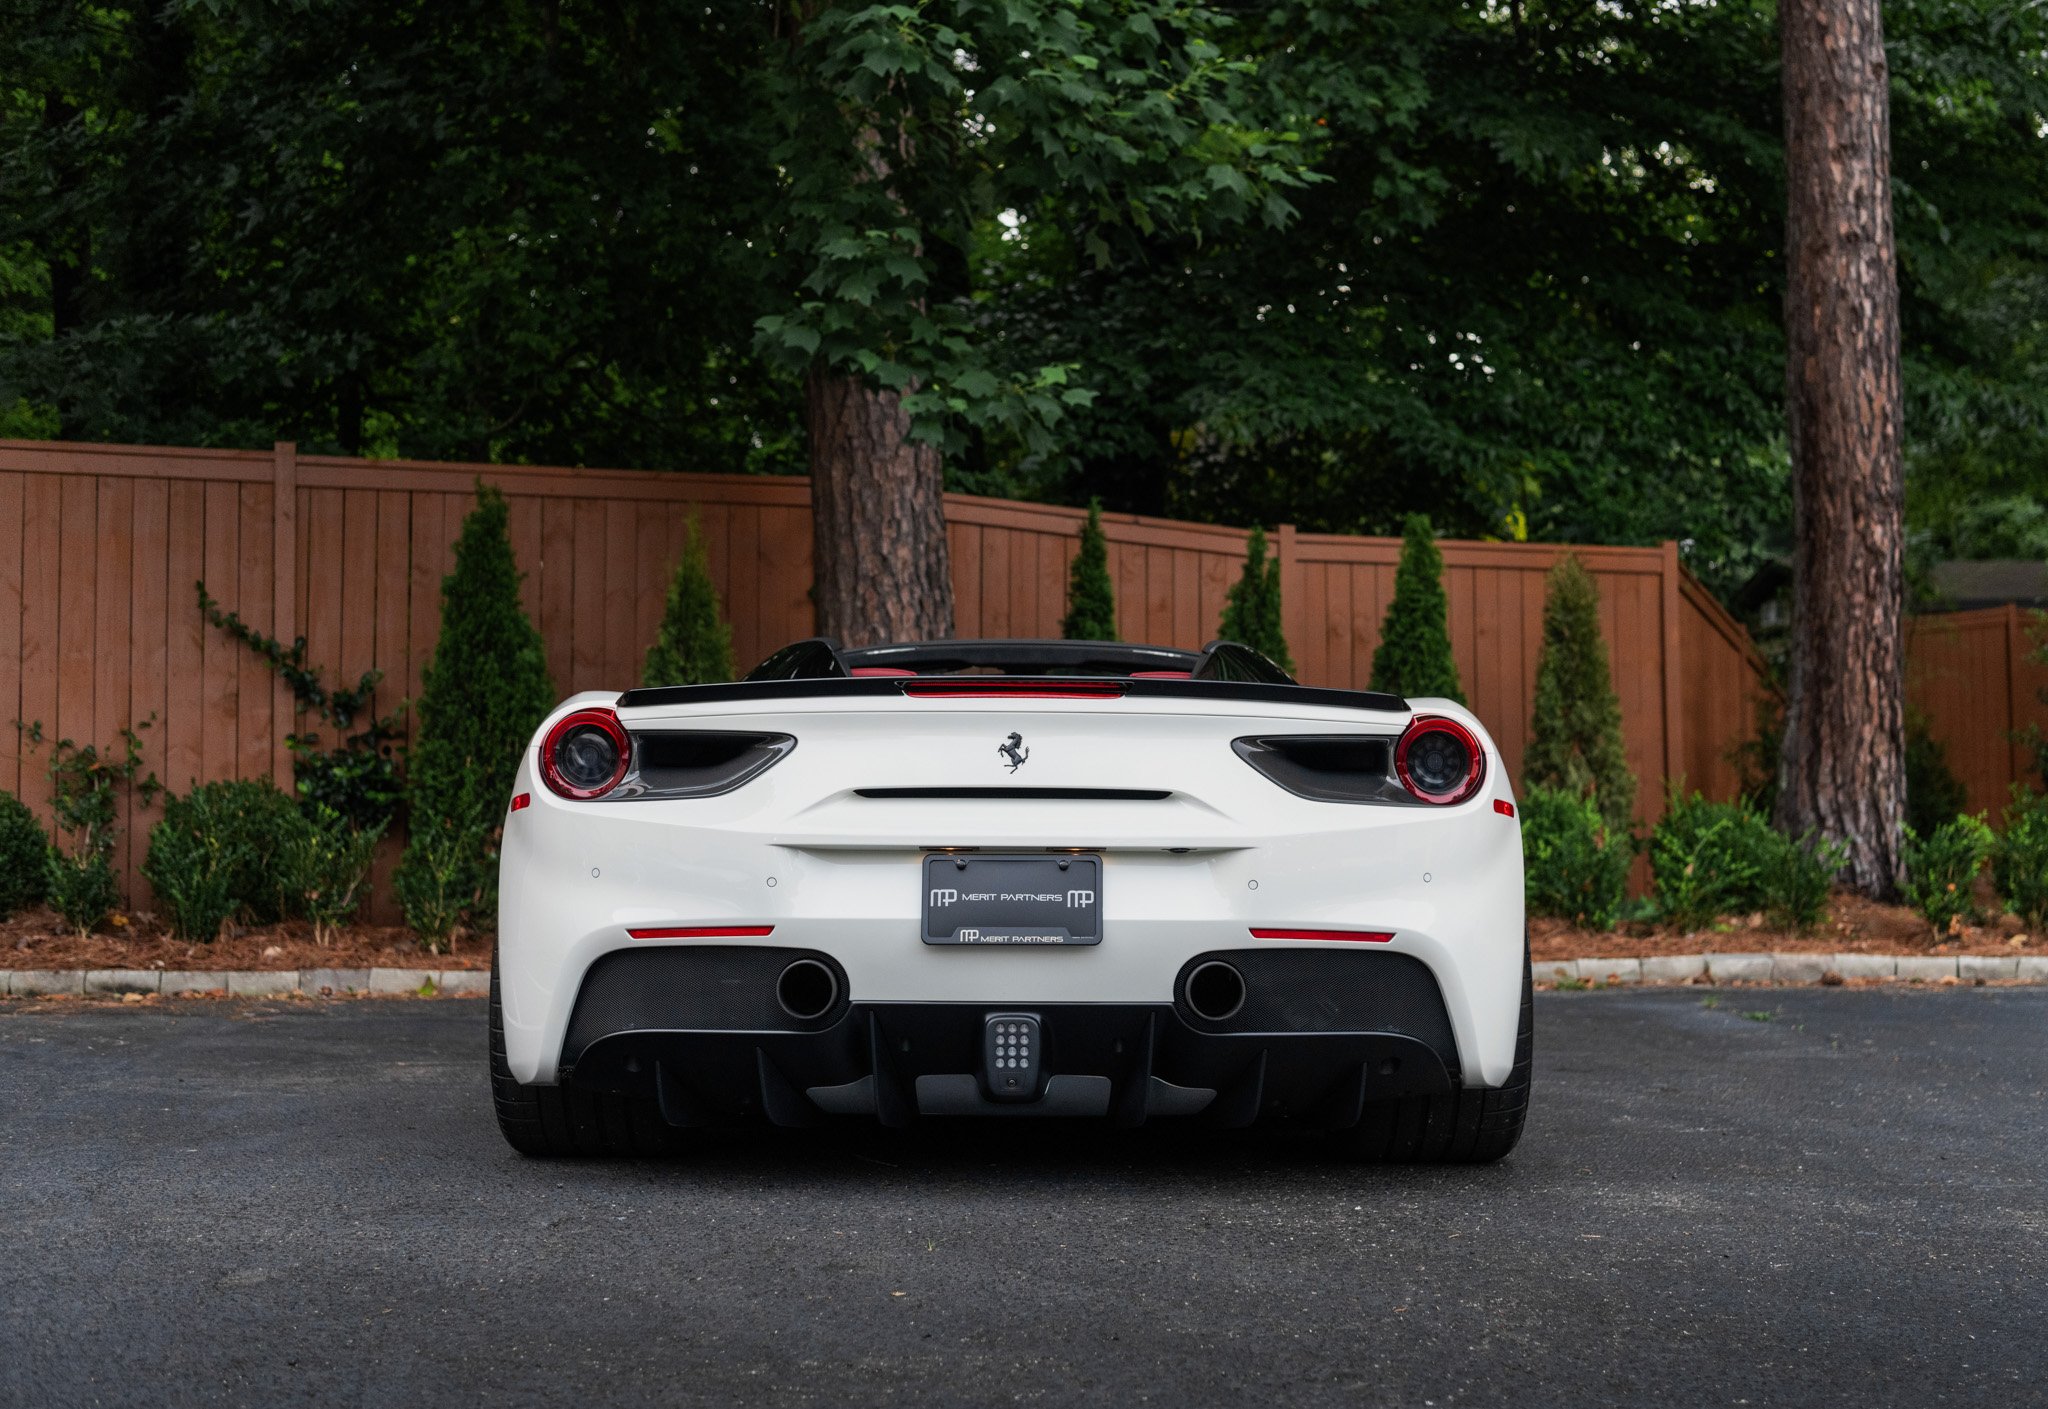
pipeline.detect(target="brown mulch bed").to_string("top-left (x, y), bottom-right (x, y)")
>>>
top-left (1, 907), bottom-right (486, 971)
top-left (1530, 886), bottom-right (2037, 960)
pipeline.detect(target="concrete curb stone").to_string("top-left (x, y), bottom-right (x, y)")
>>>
top-left (1832, 954), bottom-right (1897, 979)
top-left (1958, 955), bottom-right (2020, 981)
top-left (1640, 955), bottom-right (1707, 983)
top-left (227, 971), bottom-right (299, 997)
top-left (10, 970), bottom-right (84, 995)
top-left (2020, 957), bottom-right (2048, 982)
top-left (368, 968), bottom-right (437, 995)
top-left (1706, 953), bottom-right (1773, 983)
top-left (435, 970), bottom-right (489, 996)
top-left (1896, 956), bottom-right (1959, 981)
top-left (1578, 958), bottom-right (1642, 985)
top-left (158, 971), bottom-right (230, 994)
top-left (1770, 953), bottom-right (1831, 985)
top-left (84, 970), bottom-right (161, 995)
top-left (301, 968), bottom-right (373, 995)
top-left (1533, 959), bottom-right (1580, 983)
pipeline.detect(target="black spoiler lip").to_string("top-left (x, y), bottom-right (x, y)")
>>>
top-left (615, 676), bottom-right (1411, 714)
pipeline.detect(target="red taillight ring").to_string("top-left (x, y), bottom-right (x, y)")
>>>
top-left (1393, 714), bottom-right (1486, 806)
top-left (539, 708), bottom-right (632, 800)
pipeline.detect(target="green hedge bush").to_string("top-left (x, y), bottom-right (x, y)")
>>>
top-left (1522, 785), bottom-right (1631, 930)
top-left (280, 803), bottom-right (385, 944)
top-left (1220, 525), bottom-right (1292, 672)
top-left (1994, 788), bottom-right (2048, 926)
top-left (0, 791), bottom-right (47, 919)
top-left (1369, 514), bottom-right (1463, 703)
top-left (1061, 499), bottom-right (1117, 641)
top-left (1903, 813), bottom-right (1996, 934)
top-left (641, 513), bottom-right (735, 687)
top-left (1524, 556), bottom-right (1635, 839)
top-left (142, 780), bottom-right (301, 940)
top-left (1649, 792), bottom-right (1844, 932)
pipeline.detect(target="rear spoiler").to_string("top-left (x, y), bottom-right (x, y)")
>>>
top-left (615, 675), bottom-right (1410, 714)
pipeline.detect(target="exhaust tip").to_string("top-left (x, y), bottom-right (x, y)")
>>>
top-left (1184, 960), bottom-right (1246, 1022)
top-left (776, 958), bottom-right (840, 1021)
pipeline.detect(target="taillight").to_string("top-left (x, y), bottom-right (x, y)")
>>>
top-left (540, 708), bottom-right (631, 800)
top-left (1394, 715), bottom-right (1485, 805)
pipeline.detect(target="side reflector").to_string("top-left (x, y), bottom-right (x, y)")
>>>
top-left (509, 793), bottom-right (531, 813)
top-left (1250, 927), bottom-right (1395, 943)
top-left (627, 924), bottom-right (775, 940)
top-left (1494, 799), bottom-right (1515, 818)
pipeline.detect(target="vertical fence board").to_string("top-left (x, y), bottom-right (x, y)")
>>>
top-left (162, 482), bottom-right (206, 797)
top-left (0, 474), bottom-right (19, 799)
top-left (94, 479), bottom-right (135, 884)
top-left (236, 483), bottom-right (273, 784)
top-left (199, 482), bottom-right (240, 784)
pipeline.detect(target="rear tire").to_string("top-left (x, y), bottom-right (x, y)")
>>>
top-left (1332, 944), bottom-right (1533, 1165)
top-left (489, 947), bottom-right (686, 1157)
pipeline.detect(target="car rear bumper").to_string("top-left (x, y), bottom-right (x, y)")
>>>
top-left (558, 945), bottom-right (1464, 1127)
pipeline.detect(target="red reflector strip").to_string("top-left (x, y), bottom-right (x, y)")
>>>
top-left (626, 925), bottom-right (775, 940)
top-left (1494, 799), bottom-right (1515, 818)
top-left (1250, 927), bottom-right (1395, 943)
top-left (509, 793), bottom-right (531, 812)
top-left (902, 681), bottom-right (1126, 699)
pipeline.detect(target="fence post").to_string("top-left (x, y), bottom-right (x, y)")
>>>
top-left (1660, 540), bottom-right (1686, 796)
top-left (271, 442), bottom-right (297, 791)
top-left (2008, 603), bottom-right (2027, 795)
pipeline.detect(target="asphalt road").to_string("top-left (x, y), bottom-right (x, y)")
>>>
top-left (1, 989), bottom-right (2042, 1409)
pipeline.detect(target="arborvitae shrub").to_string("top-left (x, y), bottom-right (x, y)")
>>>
top-left (641, 515), bottom-right (736, 687)
top-left (1903, 813), bottom-right (1996, 934)
top-left (1061, 499), bottom-right (1117, 640)
top-left (1525, 555), bottom-right (1636, 839)
top-left (1369, 515), bottom-right (1464, 702)
top-left (1993, 787), bottom-right (2048, 926)
top-left (396, 482), bottom-right (554, 950)
top-left (1522, 785), bottom-right (1630, 930)
top-left (0, 791), bottom-right (47, 918)
top-left (1220, 526), bottom-right (1293, 672)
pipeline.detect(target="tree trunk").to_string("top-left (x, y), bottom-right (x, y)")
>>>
top-left (1774, 0), bottom-right (1906, 898)
top-left (805, 368), bottom-right (954, 646)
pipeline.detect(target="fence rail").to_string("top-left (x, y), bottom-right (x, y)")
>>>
top-left (2, 439), bottom-right (1777, 914)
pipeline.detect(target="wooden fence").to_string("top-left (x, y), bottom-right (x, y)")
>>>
top-left (1, 439), bottom-right (1774, 912)
top-left (1907, 606), bottom-right (2048, 817)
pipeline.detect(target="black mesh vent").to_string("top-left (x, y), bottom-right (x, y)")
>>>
top-left (1174, 949), bottom-right (1455, 1057)
top-left (561, 947), bottom-right (845, 1068)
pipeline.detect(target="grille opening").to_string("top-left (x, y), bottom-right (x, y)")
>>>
top-left (628, 731), bottom-right (793, 797)
top-left (855, 787), bottom-right (1171, 801)
top-left (1233, 734), bottom-right (1413, 805)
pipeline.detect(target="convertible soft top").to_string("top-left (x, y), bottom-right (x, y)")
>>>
top-left (615, 637), bottom-right (1409, 714)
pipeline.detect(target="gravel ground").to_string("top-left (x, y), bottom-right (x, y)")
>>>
top-left (1, 988), bottom-right (2042, 1408)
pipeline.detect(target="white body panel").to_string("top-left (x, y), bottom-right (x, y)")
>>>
top-left (497, 690), bottom-right (1524, 1087)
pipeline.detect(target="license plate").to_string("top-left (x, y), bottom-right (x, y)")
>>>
top-left (921, 854), bottom-right (1103, 946)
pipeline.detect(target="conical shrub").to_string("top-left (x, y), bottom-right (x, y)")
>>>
top-left (1061, 500), bottom-right (1118, 641)
top-left (1221, 526), bottom-right (1294, 672)
top-left (1525, 555), bottom-right (1635, 838)
top-left (395, 482), bottom-right (554, 950)
top-left (642, 514), bottom-right (736, 687)
top-left (1369, 514), bottom-right (1464, 703)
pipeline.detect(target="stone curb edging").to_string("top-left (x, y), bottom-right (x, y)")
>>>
top-left (0, 968), bottom-right (488, 998)
top-left (1534, 953), bottom-right (2048, 986)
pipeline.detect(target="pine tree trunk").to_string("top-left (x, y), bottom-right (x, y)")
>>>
top-left (1774, 0), bottom-right (1906, 898)
top-left (805, 368), bottom-right (954, 646)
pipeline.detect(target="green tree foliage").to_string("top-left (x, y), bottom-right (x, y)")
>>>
top-left (1220, 526), bottom-right (1292, 672)
top-left (1525, 556), bottom-right (1636, 837)
top-left (1, 1), bottom-right (2043, 598)
top-left (1369, 516), bottom-right (1462, 703)
top-left (396, 483), bottom-right (553, 949)
top-left (641, 517), bottom-right (735, 687)
top-left (0, 791), bottom-right (48, 918)
top-left (1060, 500), bottom-right (1117, 641)
top-left (1993, 788), bottom-right (2048, 927)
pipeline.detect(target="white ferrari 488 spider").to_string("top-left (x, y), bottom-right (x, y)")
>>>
top-left (491, 637), bottom-right (1531, 1161)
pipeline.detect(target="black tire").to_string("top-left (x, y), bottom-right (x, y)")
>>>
top-left (489, 947), bottom-right (686, 1157)
top-left (1332, 946), bottom-right (1533, 1165)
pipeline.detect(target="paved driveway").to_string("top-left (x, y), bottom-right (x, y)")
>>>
top-left (1, 989), bottom-right (2042, 1407)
